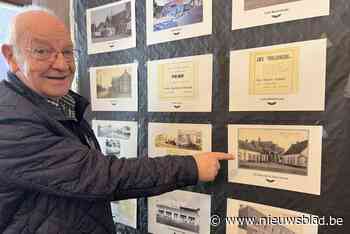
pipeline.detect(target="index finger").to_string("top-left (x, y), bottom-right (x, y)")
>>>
top-left (211, 152), bottom-right (235, 160)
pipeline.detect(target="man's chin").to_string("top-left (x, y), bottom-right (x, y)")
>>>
top-left (46, 89), bottom-right (70, 98)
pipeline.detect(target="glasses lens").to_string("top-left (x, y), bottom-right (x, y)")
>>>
top-left (63, 49), bottom-right (80, 61)
top-left (32, 48), bottom-right (52, 60)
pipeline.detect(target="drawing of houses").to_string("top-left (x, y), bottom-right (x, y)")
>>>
top-left (238, 205), bottom-right (296, 234)
top-left (280, 140), bottom-right (308, 168)
top-left (238, 138), bottom-right (284, 164)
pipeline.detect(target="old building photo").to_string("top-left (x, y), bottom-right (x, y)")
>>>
top-left (90, 1), bottom-right (132, 43)
top-left (237, 128), bottom-right (309, 176)
top-left (148, 190), bottom-right (211, 234)
top-left (96, 68), bottom-right (132, 99)
top-left (155, 129), bottom-right (202, 151)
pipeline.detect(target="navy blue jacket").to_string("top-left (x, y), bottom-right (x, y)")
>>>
top-left (0, 73), bottom-right (198, 234)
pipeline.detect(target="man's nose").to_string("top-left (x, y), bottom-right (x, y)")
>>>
top-left (51, 52), bottom-right (70, 71)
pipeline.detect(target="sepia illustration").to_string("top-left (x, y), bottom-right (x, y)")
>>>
top-left (153, 0), bottom-right (203, 32)
top-left (158, 61), bottom-right (197, 100)
top-left (228, 125), bottom-right (322, 195)
top-left (249, 47), bottom-right (299, 95)
top-left (148, 54), bottom-right (212, 112)
top-left (92, 120), bottom-right (137, 158)
top-left (111, 199), bottom-right (137, 228)
top-left (244, 0), bottom-right (301, 11)
top-left (148, 190), bottom-right (211, 234)
top-left (237, 128), bottom-right (309, 176)
top-left (148, 123), bottom-right (211, 157)
top-left (90, 63), bottom-right (138, 111)
top-left (90, 1), bottom-right (132, 43)
top-left (227, 199), bottom-right (318, 234)
top-left (96, 67), bottom-right (132, 99)
top-left (155, 129), bottom-right (202, 151)
top-left (146, 0), bottom-right (212, 45)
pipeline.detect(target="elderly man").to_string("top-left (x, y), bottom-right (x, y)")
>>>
top-left (0, 7), bottom-right (233, 234)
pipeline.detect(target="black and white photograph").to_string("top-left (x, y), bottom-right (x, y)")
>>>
top-left (90, 63), bottom-right (138, 111)
top-left (237, 128), bottom-right (309, 176)
top-left (86, 0), bottom-right (136, 54)
top-left (97, 124), bottom-right (131, 140)
top-left (92, 120), bottom-right (138, 159)
top-left (148, 190), bottom-right (211, 234)
top-left (227, 199), bottom-right (318, 234)
top-left (146, 0), bottom-right (212, 45)
top-left (228, 125), bottom-right (322, 195)
top-left (90, 1), bottom-right (131, 43)
top-left (105, 138), bottom-right (121, 156)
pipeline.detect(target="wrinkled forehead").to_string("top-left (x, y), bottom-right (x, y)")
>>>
top-left (15, 11), bottom-right (73, 48)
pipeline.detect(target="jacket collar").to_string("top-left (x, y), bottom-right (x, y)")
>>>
top-left (5, 72), bottom-right (89, 122)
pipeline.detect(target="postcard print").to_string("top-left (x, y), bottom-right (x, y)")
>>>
top-left (86, 0), bottom-right (136, 54)
top-left (148, 190), bottom-right (211, 234)
top-left (228, 125), bottom-right (322, 195)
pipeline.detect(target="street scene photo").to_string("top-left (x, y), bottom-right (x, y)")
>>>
top-left (153, 0), bottom-right (203, 31)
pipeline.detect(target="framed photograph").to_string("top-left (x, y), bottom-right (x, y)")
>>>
top-left (146, 0), bottom-right (212, 45)
top-left (229, 39), bottom-right (326, 111)
top-left (148, 190), bottom-right (211, 234)
top-left (228, 125), bottom-right (322, 195)
top-left (148, 54), bottom-right (213, 112)
top-left (148, 122), bottom-right (211, 157)
top-left (92, 120), bottom-right (138, 158)
top-left (92, 120), bottom-right (138, 228)
top-left (232, 0), bottom-right (329, 30)
top-left (86, 0), bottom-right (136, 54)
top-left (226, 199), bottom-right (318, 234)
top-left (111, 199), bottom-right (137, 228)
top-left (90, 63), bottom-right (138, 111)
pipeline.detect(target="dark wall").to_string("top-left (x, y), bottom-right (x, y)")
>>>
top-left (73, 0), bottom-right (350, 233)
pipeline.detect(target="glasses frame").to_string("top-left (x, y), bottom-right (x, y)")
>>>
top-left (23, 46), bottom-right (80, 63)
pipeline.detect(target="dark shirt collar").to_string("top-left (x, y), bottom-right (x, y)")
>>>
top-left (5, 71), bottom-right (89, 122)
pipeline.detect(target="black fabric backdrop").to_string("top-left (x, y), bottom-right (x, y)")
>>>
top-left (73, 0), bottom-right (350, 233)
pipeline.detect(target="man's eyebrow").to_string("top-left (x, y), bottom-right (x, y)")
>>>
top-left (30, 38), bottom-right (74, 49)
top-left (30, 39), bottom-right (52, 47)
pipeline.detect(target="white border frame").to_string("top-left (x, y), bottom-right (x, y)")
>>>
top-left (86, 0), bottom-right (136, 54)
top-left (228, 124), bottom-right (322, 195)
top-left (148, 54), bottom-right (213, 112)
top-left (229, 38), bottom-right (327, 111)
top-left (146, 0), bottom-right (212, 45)
top-left (232, 0), bottom-right (329, 30)
top-left (90, 63), bottom-right (138, 111)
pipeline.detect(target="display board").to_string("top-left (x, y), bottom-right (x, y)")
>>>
top-left (74, 0), bottom-right (349, 233)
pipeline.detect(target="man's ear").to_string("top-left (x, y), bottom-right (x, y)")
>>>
top-left (1, 44), bottom-right (20, 72)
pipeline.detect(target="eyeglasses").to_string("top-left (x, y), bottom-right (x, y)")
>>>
top-left (25, 47), bottom-right (80, 62)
